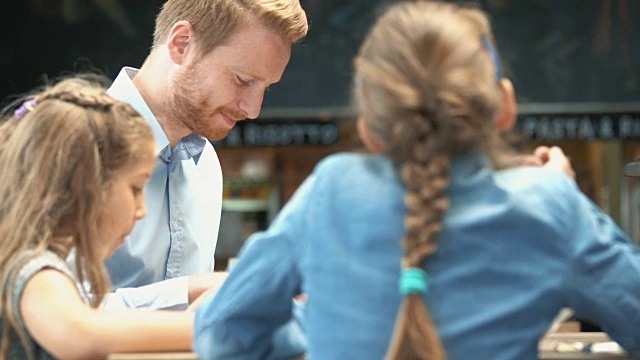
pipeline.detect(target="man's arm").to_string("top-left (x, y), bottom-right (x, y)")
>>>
top-left (102, 272), bottom-right (228, 310)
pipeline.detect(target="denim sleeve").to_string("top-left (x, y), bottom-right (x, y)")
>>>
top-left (562, 187), bottom-right (640, 354)
top-left (193, 174), bottom-right (316, 360)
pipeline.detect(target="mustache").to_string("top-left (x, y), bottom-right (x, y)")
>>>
top-left (218, 107), bottom-right (247, 121)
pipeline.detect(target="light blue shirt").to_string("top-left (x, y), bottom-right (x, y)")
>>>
top-left (103, 67), bottom-right (223, 310)
top-left (194, 152), bottom-right (640, 360)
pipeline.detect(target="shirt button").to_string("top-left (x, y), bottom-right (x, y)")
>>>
top-left (172, 222), bottom-right (179, 231)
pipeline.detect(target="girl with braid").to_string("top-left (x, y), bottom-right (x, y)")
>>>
top-left (0, 77), bottom-right (194, 359)
top-left (194, 1), bottom-right (640, 359)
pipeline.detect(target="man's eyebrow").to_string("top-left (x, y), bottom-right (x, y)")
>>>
top-left (235, 68), bottom-right (281, 85)
top-left (235, 67), bottom-right (261, 80)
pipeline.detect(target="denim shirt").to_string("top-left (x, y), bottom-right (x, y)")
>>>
top-left (194, 152), bottom-right (640, 360)
top-left (102, 67), bottom-right (223, 310)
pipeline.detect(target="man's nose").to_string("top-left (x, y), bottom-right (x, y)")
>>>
top-left (240, 89), bottom-right (265, 120)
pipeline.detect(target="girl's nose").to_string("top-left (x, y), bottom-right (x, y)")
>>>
top-left (135, 201), bottom-right (147, 220)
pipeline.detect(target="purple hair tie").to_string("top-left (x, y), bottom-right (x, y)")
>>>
top-left (14, 99), bottom-right (37, 120)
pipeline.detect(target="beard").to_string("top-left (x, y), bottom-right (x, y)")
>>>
top-left (169, 64), bottom-right (244, 141)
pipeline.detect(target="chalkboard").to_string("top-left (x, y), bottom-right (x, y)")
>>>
top-left (264, 0), bottom-right (640, 113)
top-left (3, 0), bottom-right (639, 113)
top-left (262, 0), bottom-right (394, 114)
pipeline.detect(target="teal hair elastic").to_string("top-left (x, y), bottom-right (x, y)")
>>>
top-left (400, 267), bottom-right (429, 297)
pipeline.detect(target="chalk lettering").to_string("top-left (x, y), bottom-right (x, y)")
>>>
top-left (599, 116), bottom-right (614, 139)
top-left (517, 113), bottom-right (640, 140)
top-left (215, 121), bottom-right (340, 147)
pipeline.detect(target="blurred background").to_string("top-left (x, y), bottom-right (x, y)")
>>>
top-left (2, 0), bottom-right (640, 263)
top-left (2, 1), bottom-right (639, 106)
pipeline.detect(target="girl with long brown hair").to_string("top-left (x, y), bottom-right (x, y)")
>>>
top-left (0, 77), bottom-right (193, 359)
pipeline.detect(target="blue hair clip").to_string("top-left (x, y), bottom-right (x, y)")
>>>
top-left (481, 36), bottom-right (503, 80)
top-left (399, 267), bottom-right (429, 297)
top-left (14, 99), bottom-right (37, 120)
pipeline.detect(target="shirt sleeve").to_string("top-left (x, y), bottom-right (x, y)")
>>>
top-left (101, 277), bottom-right (189, 310)
top-left (562, 186), bottom-right (640, 354)
top-left (193, 174), bottom-right (317, 360)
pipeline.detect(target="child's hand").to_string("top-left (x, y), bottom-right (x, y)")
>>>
top-left (529, 146), bottom-right (576, 179)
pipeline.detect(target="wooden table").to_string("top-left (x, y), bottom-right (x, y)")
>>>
top-left (107, 352), bottom-right (197, 360)
top-left (107, 332), bottom-right (637, 360)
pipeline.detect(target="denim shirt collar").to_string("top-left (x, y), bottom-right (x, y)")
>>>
top-left (442, 152), bottom-right (497, 195)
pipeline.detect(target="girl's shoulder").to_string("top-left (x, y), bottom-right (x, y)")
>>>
top-left (497, 164), bottom-right (579, 195)
top-left (15, 250), bottom-right (71, 279)
top-left (11, 250), bottom-right (74, 304)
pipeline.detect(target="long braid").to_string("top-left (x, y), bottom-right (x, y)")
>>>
top-left (384, 112), bottom-right (450, 360)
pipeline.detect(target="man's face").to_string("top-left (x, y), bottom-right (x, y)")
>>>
top-left (169, 23), bottom-right (292, 141)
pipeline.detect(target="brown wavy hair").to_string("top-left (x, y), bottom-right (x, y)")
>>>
top-left (0, 76), bottom-right (154, 359)
top-left (353, 1), bottom-right (522, 359)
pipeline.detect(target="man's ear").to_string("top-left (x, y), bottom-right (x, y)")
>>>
top-left (495, 78), bottom-right (517, 130)
top-left (357, 117), bottom-right (384, 154)
top-left (167, 21), bottom-right (196, 65)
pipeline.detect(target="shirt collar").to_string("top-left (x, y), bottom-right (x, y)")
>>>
top-left (160, 134), bottom-right (207, 165)
top-left (108, 67), bottom-right (170, 155)
top-left (449, 152), bottom-right (493, 187)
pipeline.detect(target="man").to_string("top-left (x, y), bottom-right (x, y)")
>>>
top-left (103, 0), bottom-right (309, 309)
